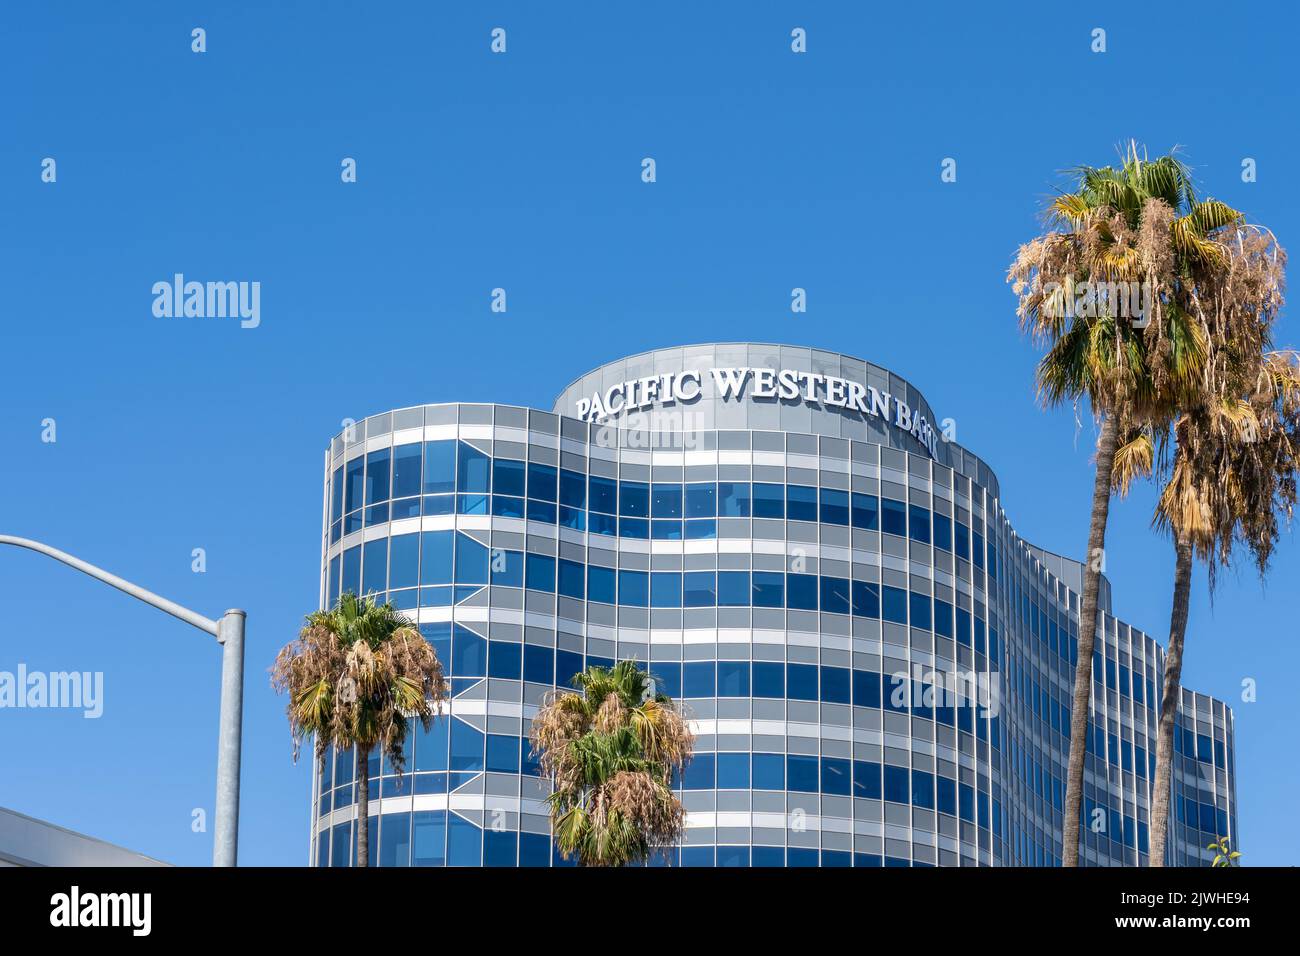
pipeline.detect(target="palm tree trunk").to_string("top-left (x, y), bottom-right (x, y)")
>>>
top-left (1061, 415), bottom-right (1119, 867)
top-left (1148, 535), bottom-right (1193, 866)
top-left (356, 748), bottom-right (370, 867)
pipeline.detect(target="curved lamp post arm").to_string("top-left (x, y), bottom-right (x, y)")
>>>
top-left (0, 535), bottom-right (219, 636)
top-left (0, 534), bottom-right (244, 868)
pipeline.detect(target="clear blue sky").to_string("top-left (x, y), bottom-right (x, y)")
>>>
top-left (1, 2), bottom-right (1295, 866)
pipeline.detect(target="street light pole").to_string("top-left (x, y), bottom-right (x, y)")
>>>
top-left (0, 534), bottom-right (245, 867)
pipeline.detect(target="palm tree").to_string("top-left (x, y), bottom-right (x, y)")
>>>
top-left (1148, 350), bottom-right (1298, 865)
top-left (271, 591), bottom-right (447, 867)
top-left (529, 660), bottom-right (694, 866)
top-left (1010, 144), bottom-right (1215, 864)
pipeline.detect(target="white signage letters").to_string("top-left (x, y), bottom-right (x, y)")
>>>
top-left (575, 366), bottom-right (941, 458)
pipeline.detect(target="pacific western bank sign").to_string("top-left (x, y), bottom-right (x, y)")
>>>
top-left (574, 367), bottom-right (942, 458)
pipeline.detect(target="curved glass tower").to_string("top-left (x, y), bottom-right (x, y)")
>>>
top-left (309, 344), bottom-right (1238, 867)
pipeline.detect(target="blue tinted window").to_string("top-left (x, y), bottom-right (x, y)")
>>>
top-left (331, 465), bottom-right (344, 523)
top-left (650, 572), bottom-right (681, 608)
top-left (882, 585), bottom-right (907, 623)
top-left (821, 757), bottom-right (851, 795)
top-left (345, 456), bottom-right (365, 514)
top-left (415, 717), bottom-right (449, 772)
top-left (523, 644), bottom-right (554, 684)
top-left (618, 570), bottom-right (649, 607)
top-left (912, 770), bottom-right (935, 809)
top-left (718, 482), bottom-right (751, 517)
top-left (851, 493), bottom-right (878, 530)
top-left (932, 514), bottom-right (952, 551)
top-left (753, 483), bottom-right (784, 519)
top-left (909, 592), bottom-right (932, 629)
top-left (852, 580), bottom-right (880, 617)
top-left (411, 811), bottom-right (445, 867)
top-left (455, 442), bottom-right (489, 494)
top-left (718, 660), bottom-right (750, 697)
top-left (955, 522), bottom-right (970, 560)
top-left (422, 441), bottom-right (456, 495)
top-left (934, 599), bottom-right (953, 637)
top-left (718, 571), bottom-right (750, 606)
top-left (493, 459), bottom-right (525, 497)
top-left (682, 753), bottom-right (715, 790)
top-left (683, 662), bottom-right (716, 698)
top-left (589, 475), bottom-right (617, 514)
top-left (853, 760), bottom-right (882, 799)
top-left (490, 549), bottom-right (523, 587)
top-left (937, 775), bottom-right (957, 815)
top-left (786, 485), bottom-right (817, 521)
top-left (341, 544), bottom-right (361, 595)
top-left (486, 734), bottom-right (520, 773)
top-left (788, 573), bottom-right (818, 610)
top-left (820, 488), bottom-right (850, 525)
top-left (685, 483), bottom-right (716, 517)
top-left (527, 463), bottom-right (557, 502)
top-left (392, 444), bottom-right (421, 499)
top-left (618, 516), bottom-right (648, 539)
top-left (525, 553), bottom-right (555, 592)
top-left (651, 483), bottom-right (682, 518)
top-left (587, 566), bottom-right (615, 604)
top-left (451, 627), bottom-right (485, 677)
top-left (820, 576), bottom-right (850, 614)
top-left (881, 498), bottom-right (906, 536)
top-left (684, 571), bottom-right (717, 607)
top-left (488, 641), bottom-right (521, 679)
top-left (787, 663), bottom-right (818, 700)
top-left (557, 559), bottom-right (584, 599)
top-left (908, 504), bottom-right (931, 544)
top-left (753, 753), bottom-right (784, 790)
top-left (787, 755), bottom-right (818, 792)
top-left (556, 650), bottom-right (583, 687)
top-left (684, 518), bottom-right (714, 539)
top-left (717, 753), bottom-right (750, 789)
top-left (619, 481), bottom-right (649, 517)
top-left (447, 815), bottom-right (482, 866)
top-left (820, 666), bottom-right (850, 704)
top-left (753, 662), bottom-right (784, 697)
top-left (362, 538), bottom-right (387, 595)
top-left (559, 469), bottom-right (585, 508)
top-left (449, 718), bottom-right (483, 771)
top-left (881, 674), bottom-right (908, 712)
top-left (651, 663), bottom-right (681, 699)
top-left (420, 531), bottom-right (453, 585)
top-left (853, 669), bottom-right (881, 707)
top-left (883, 765), bottom-right (909, 803)
top-left (454, 533), bottom-right (488, 584)
top-left (365, 449), bottom-right (390, 505)
top-left (752, 571), bottom-right (784, 607)
top-left (484, 830), bottom-right (516, 867)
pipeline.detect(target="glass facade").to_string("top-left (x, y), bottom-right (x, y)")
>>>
top-left (310, 344), bottom-right (1237, 867)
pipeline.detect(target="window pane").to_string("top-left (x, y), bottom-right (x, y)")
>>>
top-left (753, 483), bottom-right (784, 519)
top-left (685, 483), bottom-right (716, 517)
top-left (455, 442), bottom-right (489, 494)
top-left (420, 531), bottom-right (453, 585)
top-left (422, 441), bottom-right (456, 495)
top-left (365, 449), bottom-right (390, 505)
top-left (718, 482), bottom-right (751, 517)
top-left (786, 485), bottom-right (817, 522)
top-left (651, 483), bottom-right (682, 518)
top-left (881, 498), bottom-right (906, 536)
top-left (650, 572), bottom-right (681, 608)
